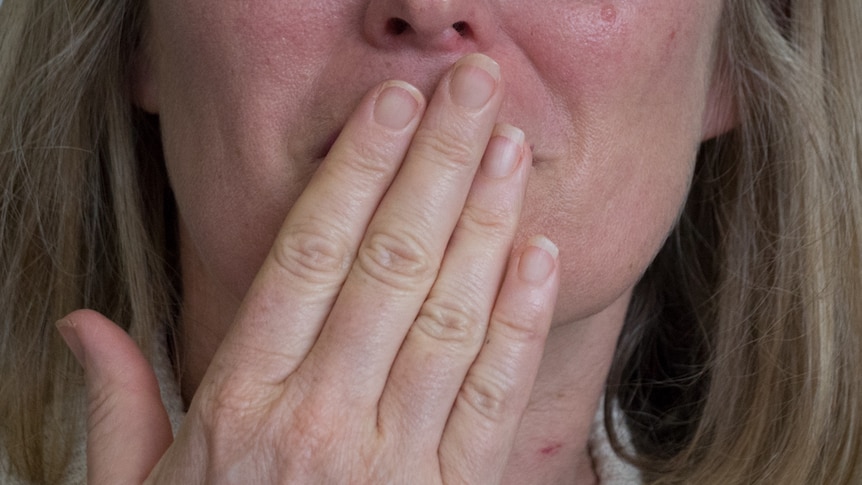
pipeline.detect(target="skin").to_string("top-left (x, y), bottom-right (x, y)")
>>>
top-left (59, 0), bottom-right (733, 483)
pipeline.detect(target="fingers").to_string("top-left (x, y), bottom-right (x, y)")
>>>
top-left (57, 309), bottom-right (173, 485)
top-left (210, 79), bottom-right (425, 383)
top-left (378, 126), bottom-right (530, 441)
top-left (439, 236), bottom-right (559, 484)
top-left (303, 53), bottom-right (505, 398)
top-left (193, 53), bottom-right (538, 481)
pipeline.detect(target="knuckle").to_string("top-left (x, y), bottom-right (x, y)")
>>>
top-left (457, 368), bottom-right (516, 424)
top-left (86, 384), bottom-right (119, 436)
top-left (415, 294), bottom-right (486, 347)
top-left (273, 220), bottom-right (352, 284)
top-left (411, 127), bottom-right (478, 171)
top-left (357, 229), bottom-right (437, 288)
top-left (87, 378), bottom-right (161, 439)
top-left (281, 399), bottom-right (338, 462)
top-left (339, 139), bottom-right (397, 181)
top-left (456, 203), bottom-right (516, 239)
top-left (200, 379), bottom-right (343, 473)
top-left (492, 306), bottom-right (546, 344)
top-left (192, 380), bottom-right (278, 463)
top-left (199, 378), bottom-right (266, 430)
top-left (279, 390), bottom-right (379, 478)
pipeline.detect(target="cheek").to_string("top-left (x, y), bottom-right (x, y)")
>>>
top-left (520, 145), bottom-right (696, 325)
top-left (509, 1), bottom-right (716, 321)
top-left (152, 2), bottom-right (344, 296)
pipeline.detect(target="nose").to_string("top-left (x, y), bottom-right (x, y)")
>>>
top-left (363, 0), bottom-right (494, 52)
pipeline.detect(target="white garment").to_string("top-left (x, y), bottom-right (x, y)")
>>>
top-left (589, 401), bottom-right (643, 484)
top-left (2, 334), bottom-right (641, 484)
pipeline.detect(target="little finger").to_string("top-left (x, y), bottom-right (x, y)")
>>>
top-left (439, 236), bottom-right (560, 484)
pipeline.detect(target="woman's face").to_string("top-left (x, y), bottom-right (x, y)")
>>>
top-left (138, 0), bottom-right (729, 328)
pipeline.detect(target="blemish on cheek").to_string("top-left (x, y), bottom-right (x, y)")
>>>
top-left (540, 443), bottom-right (563, 457)
top-left (600, 4), bottom-right (617, 24)
top-left (664, 27), bottom-right (679, 59)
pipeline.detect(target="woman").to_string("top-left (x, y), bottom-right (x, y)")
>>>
top-left (1, 0), bottom-right (860, 483)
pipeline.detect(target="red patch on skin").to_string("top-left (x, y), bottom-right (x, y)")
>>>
top-left (600, 4), bottom-right (618, 23)
top-left (540, 443), bottom-right (563, 456)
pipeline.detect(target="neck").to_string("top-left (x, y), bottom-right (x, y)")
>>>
top-left (501, 293), bottom-right (630, 485)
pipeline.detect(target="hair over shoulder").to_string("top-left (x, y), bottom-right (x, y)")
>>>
top-left (608, 0), bottom-right (862, 483)
top-left (1, 1), bottom-right (174, 482)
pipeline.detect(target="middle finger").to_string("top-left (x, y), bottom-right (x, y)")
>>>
top-left (302, 53), bottom-right (503, 401)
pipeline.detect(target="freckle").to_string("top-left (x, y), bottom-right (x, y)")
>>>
top-left (600, 4), bottom-right (617, 23)
top-left (540, 443), bottom-right (563, 457)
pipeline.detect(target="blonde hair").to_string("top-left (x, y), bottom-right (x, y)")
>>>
top-left (0, 0), bottom-right (174, 482)
top-left (0, 0), bottom-right (859, 484)
top-left (608, 0), bottom-right (862, 483)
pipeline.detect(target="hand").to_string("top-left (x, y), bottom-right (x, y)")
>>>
top-left (58, 53), bottom-right (560, 484)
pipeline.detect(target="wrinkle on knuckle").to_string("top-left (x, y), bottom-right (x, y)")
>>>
top-left (273, 220), bottom-right (352, 284)
top-left (493, 307), bottom-right (545, 344)
top-left (410, 129), bottom-right (478, 172)
top-left (194, 399), bottom-right (265, 463)
top-left (353, 439), bottom-right (389, 485)
top-left (86, 384), bottom-right (119, 437)
top-left (87, 378), bottom-right (162, 439)
top-left (200, 381), bottom-right (308, 465)
top-left (279, 394), bottom-right (363, 475)
top-left (201, 380), bottom-right (261, 427)
top-left (357, 229), bottom-right (436, 289)
top-left (282, 406), bottom-right (335, 460)
top-left (457, 369), bottom-right (515, 424)
top-left (415, 295), bottom-right (486, 347)
top-left (339, 140), bottom-right (395, 181)
top-left (456, 203), bottom-right (515, 240)
top-left (196, 372), bottom-right (279, 435)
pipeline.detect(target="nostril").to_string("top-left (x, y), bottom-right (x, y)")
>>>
top-left (381, 18), bottom-right (472, 41)
top-left (452, 21), bottom-right (470, 37)
top-left (386, 18), bottom-right (411, 36)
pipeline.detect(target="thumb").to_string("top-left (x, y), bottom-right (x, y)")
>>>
top-left (57, 309), bottom-right (173, 484)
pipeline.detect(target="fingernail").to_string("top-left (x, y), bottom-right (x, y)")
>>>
top-left (481, 124), bottom-right (524, 178)
top-left (450, 54), bottom-right (500, 109)
top-left (374, 81), bottom-right (422, 130)
top-left (56, 319), bottom-right (85, 366)
top-left (518, 236), bottom-right (558, 283)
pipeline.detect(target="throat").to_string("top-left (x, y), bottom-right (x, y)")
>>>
top-left (500, 294), bottom-right (631, 484)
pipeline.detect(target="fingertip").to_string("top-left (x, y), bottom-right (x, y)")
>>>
top-left (518, 235), bottom-right (559, 284)
top-left (56, 310), bottom-right (121, 370)
top-left (373, 80), bottom-right (425, 130)
top-left (56, 318), bottom-right (85, 366)
top-left (57, 309), bottom-right (157, 391)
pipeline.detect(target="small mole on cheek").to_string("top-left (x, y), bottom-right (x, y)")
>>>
top-left (540, 443), bottom-right (563, 457)
top-left (600, 4), bottom-right (617, 23)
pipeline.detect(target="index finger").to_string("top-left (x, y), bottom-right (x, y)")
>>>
top-left (207, 80), bottom-right (426, 384)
